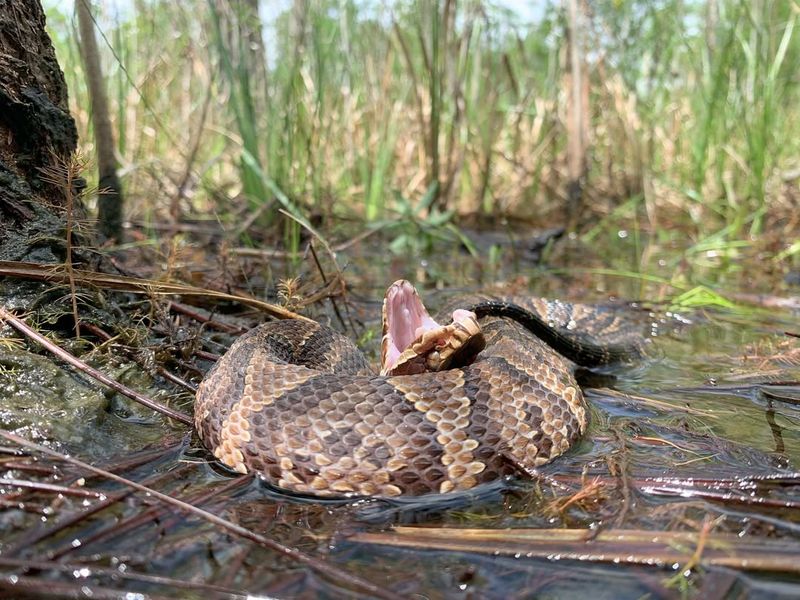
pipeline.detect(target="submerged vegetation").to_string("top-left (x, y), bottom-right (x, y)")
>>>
top-left (45, 0), bottom-right (799, 285)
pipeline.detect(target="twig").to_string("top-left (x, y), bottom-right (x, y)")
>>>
top-left (155, 365), bottom-right (197, 392)
top-left (0, 478), bottom-right (104, 499)
top-left (308, 240), bottom-right (347, 330)
top-left (77, 321), bottom-right (197, 391)
top-left (0, 499), bottom-right (48, 514)
top-left (640, 484), bottom-right (800, 510)
top-left (0, 260), bottom-right (312, 322)
top-left (195, 349), bottom-right (220, 362)
top-left (351, 525), bottom-right (800, 574)
top-left (168, 301), bottom-right (246, 333)
top-left (155, 474), bottom-right (253, 535)
top-left (94, 436), bottom-right (189, 474)
top-left (50, 474), bottom-right (251, 560)
top-left (5, 462), bottom-right (192, 556)
top-left (0, 574), bottom-right (177, 600)
top-left (278, 209), bottom-right (358, 333)
top-left (0, 461), bottom-right (56, 475)
top-left (499, 452), bottom-right (573, 492)
top-left (0, 308), bottom-right (193, 425)
top-left (0, 557), bottom-right (246, 599)
top-left (77, 320), bottom-right (113, 341)
top-left (0, 431), bottom-right (405, 600)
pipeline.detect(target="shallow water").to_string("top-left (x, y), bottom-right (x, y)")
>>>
top-left (1, 232), bottom-right (799, 598)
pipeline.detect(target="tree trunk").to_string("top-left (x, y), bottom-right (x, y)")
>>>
top-left (0, 0), bottom-right (80, 262)
top-left (564, 0), bottom-right (589, 228)
top-left (77, 0), bottom-right (123, 241)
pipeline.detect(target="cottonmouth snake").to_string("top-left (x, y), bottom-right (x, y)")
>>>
top-left (195, 281), bottom-right (644, 497)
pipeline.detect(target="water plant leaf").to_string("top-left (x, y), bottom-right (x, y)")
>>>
top-left (670, 286), bottom-right (737, 310)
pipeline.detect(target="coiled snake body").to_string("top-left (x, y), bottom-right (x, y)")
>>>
top-left (195, 282), bottom-right (642, 497)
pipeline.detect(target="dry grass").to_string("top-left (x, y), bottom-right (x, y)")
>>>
top-left (45, 1), bottom-right (800, 269)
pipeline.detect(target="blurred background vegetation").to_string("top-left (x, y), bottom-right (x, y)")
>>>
top-left (45, 0), bottom-right (799, 282)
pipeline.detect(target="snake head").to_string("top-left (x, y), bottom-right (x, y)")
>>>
top-left (381, 280), bottom-right (485, 376)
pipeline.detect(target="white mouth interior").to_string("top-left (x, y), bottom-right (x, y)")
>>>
top-left (383, 281), bottom-right (441, 372)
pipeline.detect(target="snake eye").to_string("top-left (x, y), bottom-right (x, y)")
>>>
top-left (426, 350), bottom-right (441, 370)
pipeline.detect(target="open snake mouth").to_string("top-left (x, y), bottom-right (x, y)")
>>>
top-left (381, 280), bottom-right (483, 376)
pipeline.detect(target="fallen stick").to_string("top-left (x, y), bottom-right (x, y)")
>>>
top-left (0, 307), bottom-right (193, 425)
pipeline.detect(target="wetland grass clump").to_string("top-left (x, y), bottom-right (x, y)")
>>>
top-left (45, 0), bottom-right (800, 283)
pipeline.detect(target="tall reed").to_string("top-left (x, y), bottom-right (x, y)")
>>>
top-left (45, 0), bottom-right (799, 256)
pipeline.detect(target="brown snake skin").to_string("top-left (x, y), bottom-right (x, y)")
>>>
top-left (194, 288), bottom-right (644, 497)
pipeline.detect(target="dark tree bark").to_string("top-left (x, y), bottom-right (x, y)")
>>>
top-left (77, 0), bottom-right (123, 241)
top-left (0, 0), bottom-right (81, 262)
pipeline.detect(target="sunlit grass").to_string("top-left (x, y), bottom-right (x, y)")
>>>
top-left (45, 0), bottom-right (800, 277)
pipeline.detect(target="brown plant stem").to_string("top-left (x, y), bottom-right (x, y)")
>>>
top-left (0, 260), bottom-right (311, 322)
top-left (0, 557), bottom-right (245, 598)
top-left (5, 457), bottom-right (191, 555)
top-left (0, 478), bottom-right (104, 499)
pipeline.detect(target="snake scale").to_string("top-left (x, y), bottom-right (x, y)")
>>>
top-left (195, 281), bottom-right (644, 497)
